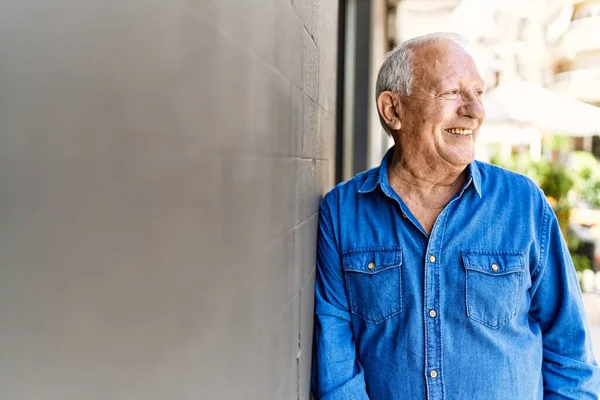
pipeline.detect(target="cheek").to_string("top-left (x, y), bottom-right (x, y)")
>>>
top-left (424, 102), bottom-right (451, 120)
top-left (438, 104), bottom-right (459, 125)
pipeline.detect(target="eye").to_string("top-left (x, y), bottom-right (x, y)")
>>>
top-left (440, 89), bottom-right (460, 98)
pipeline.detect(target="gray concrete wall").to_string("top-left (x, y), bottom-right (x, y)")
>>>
top-left (0, 1), bottom-right (338, 399)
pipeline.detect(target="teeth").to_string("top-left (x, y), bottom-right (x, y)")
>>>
top-left (446, 128), bottom-right (473, 135)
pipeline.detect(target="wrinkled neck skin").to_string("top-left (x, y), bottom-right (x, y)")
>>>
top-left (387, 145), bottom-right (468, 232)
top-left (389, 145), bottom-right (467, 191)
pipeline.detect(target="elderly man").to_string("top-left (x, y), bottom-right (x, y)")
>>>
top-left (311, 33), bottom-right (600, 399)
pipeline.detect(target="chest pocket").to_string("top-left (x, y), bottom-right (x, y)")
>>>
top-left (462, 251), bottom-right (525, 329)
top-left (342, 247), bottom-right (402, 323)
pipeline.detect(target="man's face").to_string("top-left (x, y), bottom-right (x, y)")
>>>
top-left (397, 42), bottom-right (485, 170)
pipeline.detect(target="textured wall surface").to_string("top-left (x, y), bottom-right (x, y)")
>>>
top-left (0, 0), bottom-right (338, 399)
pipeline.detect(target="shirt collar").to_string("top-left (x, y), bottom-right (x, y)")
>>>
top-left (469, 160), bottom-right (482, 198)
top-left (358, 146), bottom-right (482, 198)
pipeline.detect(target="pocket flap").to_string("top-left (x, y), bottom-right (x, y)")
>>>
top-left (462, 251), bottom-right (525, 275)
top-left (343, 247), bottom-right (402, 274)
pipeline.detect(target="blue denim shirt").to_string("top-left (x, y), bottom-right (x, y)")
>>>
top-left (312, 148), bottom-right (600, 399)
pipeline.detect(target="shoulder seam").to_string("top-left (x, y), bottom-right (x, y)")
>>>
top-left (531, 201), bottom-right (551, 278)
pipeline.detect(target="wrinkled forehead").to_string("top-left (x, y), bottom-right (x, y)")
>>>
top-left (411, 42), bottom-right (483, 88)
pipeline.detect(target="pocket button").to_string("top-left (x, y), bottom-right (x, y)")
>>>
top-left (367, 262), bottom-right (375, 270)
top-left (491, 263), bottom-right (499, 272)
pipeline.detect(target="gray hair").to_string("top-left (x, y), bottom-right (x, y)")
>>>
top-left (375, 32), bottom-right (468, 99)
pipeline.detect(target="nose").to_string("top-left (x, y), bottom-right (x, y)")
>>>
top-left (458, 91), bottom-right (484, 120)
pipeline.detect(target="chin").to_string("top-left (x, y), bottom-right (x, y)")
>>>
top-left (439, 144), bottom-right (474, 167)
top-left (446, 152), bottom-right (474, 168)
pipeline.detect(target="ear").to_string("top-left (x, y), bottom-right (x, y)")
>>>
top-left (376, 91), bottom-right (402, 131)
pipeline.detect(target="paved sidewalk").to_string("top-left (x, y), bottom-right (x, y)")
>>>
top-left (583, 293), bottom-right (600, 360)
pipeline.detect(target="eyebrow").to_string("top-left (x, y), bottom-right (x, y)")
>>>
top-left (435, 80), bottom-right (486, 91)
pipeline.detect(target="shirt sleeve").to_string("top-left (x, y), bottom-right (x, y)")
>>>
top-left (529, 202), bottom-right (600, 399)
top-left (311, 197), bottom-right (370, 400)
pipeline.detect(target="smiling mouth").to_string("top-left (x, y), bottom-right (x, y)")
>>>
top-left (445, 128), bottom-right (473, 136)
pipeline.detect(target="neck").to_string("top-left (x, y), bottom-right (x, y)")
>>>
top-left (387, 148), bottom-right (468, 209)
top-left (386, 147), bottom-right (471, 234)
top-left (390, 147), bottom-right (466, 185)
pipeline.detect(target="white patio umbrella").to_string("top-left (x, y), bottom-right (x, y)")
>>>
top-left (483, 79), bottom-right (600, 136)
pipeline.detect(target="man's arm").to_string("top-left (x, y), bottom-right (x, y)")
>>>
top-left (311, 199), bottom-right (370, 400)
top-left (530, 203), bottom-right (600, 399)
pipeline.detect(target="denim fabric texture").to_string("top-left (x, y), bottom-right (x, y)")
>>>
top-left (312, 147), bottom-right (600, 400)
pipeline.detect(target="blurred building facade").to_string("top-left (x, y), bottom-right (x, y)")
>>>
top-left (550, 0), bottom-right (600, 154)
top-left (551, 0), bottom-right (600, 106)
top-left (0, 1), bottom-right (338, 399)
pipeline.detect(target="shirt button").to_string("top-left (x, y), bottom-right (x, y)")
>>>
top-left (491, 263), bottom-right (499, 272)
top-left (430, 370), bottom-right (438, 379)
top-left (429, 309), bottom-right (437, 318)
top-left (367, 262), bottom-right (375, 270)
top-left (429, 255), bottom-right (436, 263)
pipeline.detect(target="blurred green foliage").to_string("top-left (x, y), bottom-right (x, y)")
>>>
top-left (567, 235), bottom-right (593, 273)
top-left (571, 254), bottom-right (592, 273)
top-left (571, 151), bottom-right (600, 209)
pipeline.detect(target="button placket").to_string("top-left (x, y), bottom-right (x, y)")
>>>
top-left (423, 205), bottom-right (453, 399)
